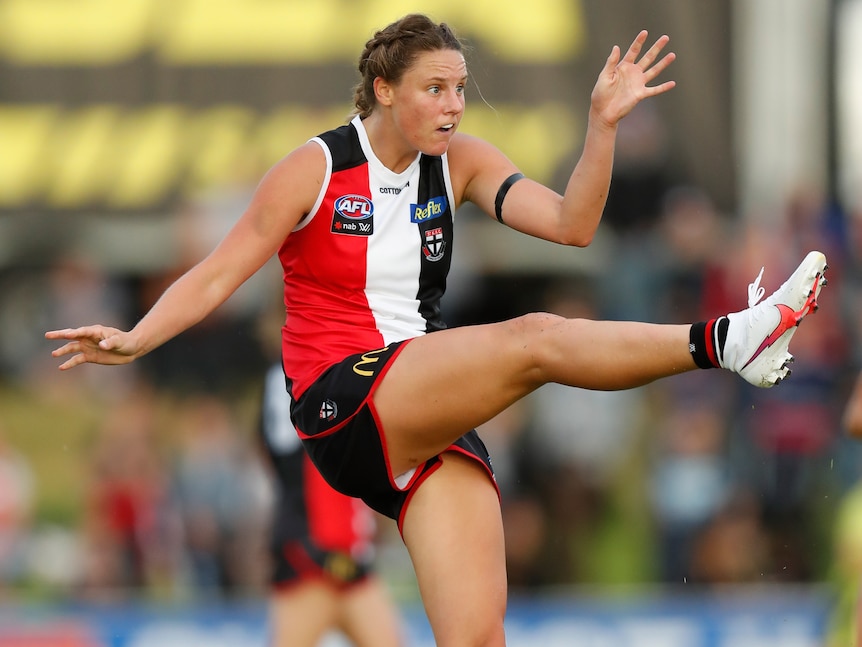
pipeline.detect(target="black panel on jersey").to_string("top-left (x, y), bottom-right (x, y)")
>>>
top-left (317, 122), bottom-right (367, 172)
top-left (415, 154), bottom-right (452, 333)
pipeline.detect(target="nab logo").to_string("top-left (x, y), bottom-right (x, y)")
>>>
top-left (410, 196), bottom-right (447, 223)
top-left (332, 194), bottom-right (374, 236)
top-left (335, 195), bottom-right (373, 219)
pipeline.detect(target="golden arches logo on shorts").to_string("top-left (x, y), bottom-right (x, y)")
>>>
top-left (352, 346), bottom-right (390, 377)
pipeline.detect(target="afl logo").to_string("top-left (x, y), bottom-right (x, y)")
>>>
top-left (335, 195), bottom-right (373, 219)
top-left (332, 194), bottom-right (374, 236)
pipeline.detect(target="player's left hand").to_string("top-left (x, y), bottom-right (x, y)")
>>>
top-left (589, 30), bottom-right (676, 128)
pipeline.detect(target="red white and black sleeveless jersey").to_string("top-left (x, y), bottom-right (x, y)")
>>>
top-left (279, 116), bottom-right (456, 399)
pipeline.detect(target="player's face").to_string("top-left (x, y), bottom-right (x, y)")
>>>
top-left (389, 48), bottom-right (466, 157)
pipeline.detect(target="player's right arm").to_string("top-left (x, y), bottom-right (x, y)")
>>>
top-left (45, 142), bottom-right (325, 370)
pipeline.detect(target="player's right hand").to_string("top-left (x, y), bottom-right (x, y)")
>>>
top-left (45, 325), bottom-right (139, 370)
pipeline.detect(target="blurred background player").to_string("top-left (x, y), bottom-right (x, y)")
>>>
top-left (258, 361), bottom-right (403, 647)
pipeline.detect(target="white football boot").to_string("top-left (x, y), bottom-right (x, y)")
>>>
top-left (718, 251), bottom-right (827, 387)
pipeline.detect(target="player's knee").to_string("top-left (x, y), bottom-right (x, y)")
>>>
top-left (502, 312), bottom-right (576, 381)
top-left (507, 311), bottom-right (566, 338)
top-left (506, 311), bottom-right (568, 358)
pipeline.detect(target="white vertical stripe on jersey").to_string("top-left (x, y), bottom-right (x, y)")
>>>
top-left (353, 118), bottom-right (428, 344)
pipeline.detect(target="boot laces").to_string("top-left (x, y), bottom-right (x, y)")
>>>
top-left (747, 267), bottom-right (766, 308)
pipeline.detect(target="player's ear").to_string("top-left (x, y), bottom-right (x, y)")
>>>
top-left (374, 77), bottom-right (394, 107)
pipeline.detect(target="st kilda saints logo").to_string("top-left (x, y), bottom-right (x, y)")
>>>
top-left (331, 194), bottom-right (373, 236)
top-left (319, 399), bottom-right (338, 422)
top-left (423, 226), bottom-right (446, 262)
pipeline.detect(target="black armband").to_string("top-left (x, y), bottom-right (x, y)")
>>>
top-left (494, 172), bottom-right (525, 224)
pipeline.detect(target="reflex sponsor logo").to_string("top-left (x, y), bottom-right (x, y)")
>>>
top-left (332, 194), bottom-right (373, 236)
top-left (410, 196), bottom-right (447, 223)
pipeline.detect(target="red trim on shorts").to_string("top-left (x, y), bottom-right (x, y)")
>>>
top-left (396, 459), bottom-right (443, 534)
top-left (293, 340), bottom-right (411, 443)
top-left (395, 446), bottom-right (501, 536)
top-left (447, 445), bottom-right (500, 503)
top-left (294, 413), bottom-right (350, 440)
top-left (362, 340), bottom-right (422, 493)
top-left (367, 338), bottom-right (411, 396)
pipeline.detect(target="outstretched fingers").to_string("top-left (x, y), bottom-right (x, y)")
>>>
top-left (643, 51), bottom-right (676, 89)
top-left (603, 44), bottom-right (622, 73)
top-left (45, 325), bottom-right (134, 370)
top-left (45, 325), bottom-right (110, 346)
top-left (54, 349), bottom-right (91, 371)
top-left (624, 32), bottom-right (675, 87)
top-left (620, 30), bottom-right (648, 65)
top-left (634, 34), bottom-right (670, 69)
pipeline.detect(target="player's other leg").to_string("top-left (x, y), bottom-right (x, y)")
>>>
top-left (401, 453), bottom-right (507, 647)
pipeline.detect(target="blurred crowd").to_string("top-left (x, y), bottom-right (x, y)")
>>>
top-left (1, 106), bottom-right (862, 606)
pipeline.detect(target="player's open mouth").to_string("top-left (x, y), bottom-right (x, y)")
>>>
top-left (438, 124), bottom-right (454, 132)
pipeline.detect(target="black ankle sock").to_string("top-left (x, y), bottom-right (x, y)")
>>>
top-left (689, 317), bottom-right (729, 369)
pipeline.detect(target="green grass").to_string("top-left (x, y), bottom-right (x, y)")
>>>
top-left (0, 383), bottom-right (103, 525)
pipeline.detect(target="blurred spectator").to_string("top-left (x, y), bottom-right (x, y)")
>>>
top-left (475, 401), bottom-right (546, 590)
top-left (688, 490), bottom-right (770, 585)
top-left (588, 105), bottom-right (680, 323)
top-left (516, 279), bottom-right (652, 585)
top-left (654, 185), bottom-right (731, 322)
top-left (648, 397), bottom-right (735, 583)
top-left (169, 392), bottom-right (270, 598)
top-left (77, 387), bottom-right (179, 601)
top-left (134, 185), bottom-right (277, 394)
top-left (499, 493), bottom-right (549, 590)
top-left (2, 254), bottom-right (135, 397)
top-left (0, 424), bottom-right (35, 593)
top-left (594, 103), bottom-right (676, 236)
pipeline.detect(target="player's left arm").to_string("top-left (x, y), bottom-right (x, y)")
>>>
top-left (453, 31), bottom-right (675, 247)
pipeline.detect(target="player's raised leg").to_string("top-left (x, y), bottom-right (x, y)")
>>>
top-left (374, 251), bottom-right (828, 477)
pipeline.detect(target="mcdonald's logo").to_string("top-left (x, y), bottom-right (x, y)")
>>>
top-left (352, 347), bottom-right (390, 377)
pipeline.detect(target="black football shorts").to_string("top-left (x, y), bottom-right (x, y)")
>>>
top-left (291, 339), bottom-right (497, 530)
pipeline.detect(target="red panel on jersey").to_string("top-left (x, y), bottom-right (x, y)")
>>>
top-left (280, 160), bottom-right (384, 398)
